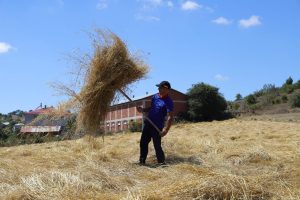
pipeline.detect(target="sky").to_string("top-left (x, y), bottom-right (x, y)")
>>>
top-left (0, 0), bottom-right (300, 114)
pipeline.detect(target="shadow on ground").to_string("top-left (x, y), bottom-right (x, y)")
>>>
top-left (165, 154), bottom-right (203, 165)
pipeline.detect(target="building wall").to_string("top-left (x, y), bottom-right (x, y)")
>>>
top-left (24, 114), bottom-right (37, 124)
top-left (105, 89), bottom-right (187, 132)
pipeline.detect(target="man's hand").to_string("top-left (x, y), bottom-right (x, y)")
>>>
top-left (136, 106), bottom-right (143, 113)
top-left (160, 128), bottom-right (168, 137)
top-left (160, 111), bottom-right (173, 137)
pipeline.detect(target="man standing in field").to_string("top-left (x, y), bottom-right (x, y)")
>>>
top-left (137, 81), bottom-right (174, 166)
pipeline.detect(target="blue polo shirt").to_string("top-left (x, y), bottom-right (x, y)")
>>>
top-left (147, 93), bottom-right (174, 129)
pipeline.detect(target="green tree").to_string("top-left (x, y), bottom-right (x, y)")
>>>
top-left (262, 84), bottom-right (277, 94)
top-left (246, 94), bottom-right (256, 105)
top-left (235, 93), bottom-right (242, 101)
top-left (187, 82), bottom-right (227, 121)
top-left (285, 76), bottom-right (293, 85)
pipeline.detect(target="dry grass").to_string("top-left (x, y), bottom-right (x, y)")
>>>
top-left (51, 30), bottom-right (148, 134)
top-left (0, 119), bottom-right (299, 199)
top-left (77, 30), bottom-right (148, 134)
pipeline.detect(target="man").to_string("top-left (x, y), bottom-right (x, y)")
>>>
top-left (137, 81), bottom-right (174, 165)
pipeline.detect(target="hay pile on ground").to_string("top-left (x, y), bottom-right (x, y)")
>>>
top-left (0, 119), bottom-right (299, 199)
top-left (76, 30), bottom-right (148, 134)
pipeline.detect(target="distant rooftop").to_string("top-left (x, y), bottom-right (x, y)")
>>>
top-left (25, 108), bottom-right (54, 115)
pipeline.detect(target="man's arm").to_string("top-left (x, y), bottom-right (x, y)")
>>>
top-left (136, 106), bottom-right (150, 113)
top-left (161, 111), bottom-right (174, 137)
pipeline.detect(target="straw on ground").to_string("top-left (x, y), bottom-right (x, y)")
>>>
top-left (0, 119), bottom-right (299, 199)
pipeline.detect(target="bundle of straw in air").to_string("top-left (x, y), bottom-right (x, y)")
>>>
top-left (77, 30), bottom-right (148, 134)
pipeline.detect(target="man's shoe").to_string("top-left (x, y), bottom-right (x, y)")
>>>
top-left (157, 162), bottom-right (168, 167)
top-left (138, 160), bottom-right (146, 166)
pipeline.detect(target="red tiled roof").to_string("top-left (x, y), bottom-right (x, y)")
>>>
top-left (25, 108), bottom-right (53, 115)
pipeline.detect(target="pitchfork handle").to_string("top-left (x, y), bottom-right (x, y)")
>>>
top-left (118, 89), bottom-right (162, 135)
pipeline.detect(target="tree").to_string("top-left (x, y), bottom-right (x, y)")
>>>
top-left (281, 77), bottom-right (294, 94)
top-left (235, 93), bottom-right (242, 101)
top-left (285, 76), bottom-right (293, 85)
top-left (262, 84), bottom-right (277, 94)
top-left (187, 82), bottom-right (227, 121)
top-left (246, 94), bottom-right (256, 105)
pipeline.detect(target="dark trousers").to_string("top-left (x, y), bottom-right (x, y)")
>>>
top-left (139, 122), bottom-right (165, 163)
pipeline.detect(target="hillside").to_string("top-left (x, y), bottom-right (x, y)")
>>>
top-left (0, 119), bottom-right (299, 200)
top-left (230, 85), bottom-right (300, 116)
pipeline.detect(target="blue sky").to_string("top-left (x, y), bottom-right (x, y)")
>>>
top-left (0, 0), bottom-right (300, 114)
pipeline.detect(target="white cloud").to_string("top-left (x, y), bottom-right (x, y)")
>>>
top-left (212, 17), bottom-right (232, 25)
top-left (97, 0), bottom-right (108, 10)
top-left (135, 14), bottom-right (160, 22)
top-left (239, 15), bottom-right (261, 28)
top-left (214, 74), bottom-right (229, 81)
top-left (181, 1), bottom-right (202, 11)
top-left (0, 42), bottom-right (12, 54)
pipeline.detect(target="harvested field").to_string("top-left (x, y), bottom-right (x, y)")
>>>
top-left (0, 119), bottom-right (299, 199)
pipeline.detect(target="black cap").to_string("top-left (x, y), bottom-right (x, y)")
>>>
top-left (156, 81), bottom-right (171, 89)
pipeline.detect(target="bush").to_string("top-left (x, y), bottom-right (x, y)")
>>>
top-left (281, 95), bottom-right (288, 103)
top-left (3, 133), bottom-right (19, 146)
top-left (253, 90), bottom-right (264, 98)
top-left (249, 103), bottom-right (261, 111)
top-left (272, 99), bottom-right (281, 104)
top-left (260, 94), bottom-right (276, 106)
top-left (246, 94), bottom-right (256, 105)
top-left (0, 128), bottom-right (8, 140)
top-left (253, 84), bottom-right (278, 98)
top-left (129, 121), bottom-right (142, 132)
top-left (282, 84), bottom-right (294, 94)
top-left (174, 112), bottom-right (190, 122)
top-left (186, 82), bottom-right (227, 121)
top-left (294, 80), bottom-right (300, 89)
top-left (289, 92), bottom-right (300, 108)
top-left (63, 115), bottom-right (77, 136)
top-left (232, 103), bottom-right (240, 110)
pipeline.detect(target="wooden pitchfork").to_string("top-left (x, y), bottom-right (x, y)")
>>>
top-left (118, 89), bottom-right (162, 135)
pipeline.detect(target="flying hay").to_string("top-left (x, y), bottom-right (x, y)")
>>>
top-left (76, 30), bottom-right (148, 134)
